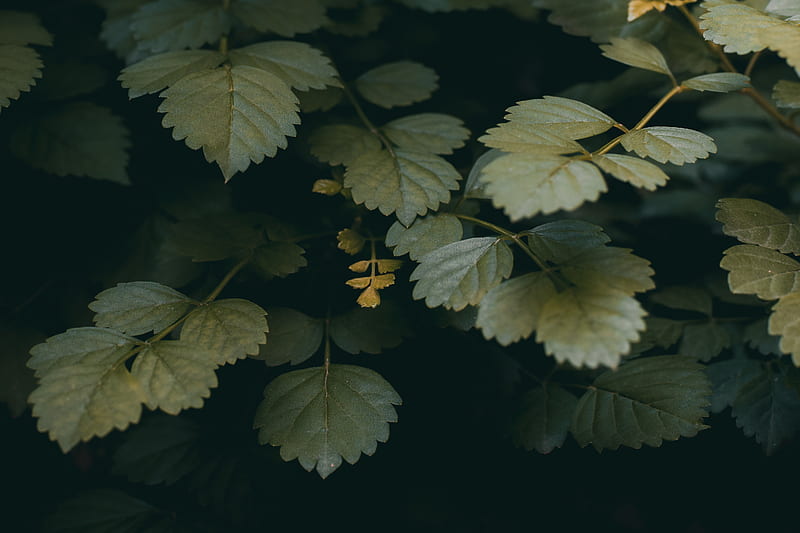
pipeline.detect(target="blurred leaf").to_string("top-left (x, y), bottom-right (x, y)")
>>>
top-left (382, 113), bottom-right (470, 154)
top-left (256, 308), bottom-right (323, 366)
top-left (620, 126), bottom-right (717, 165)
top-left (228, 41), bottom-right (340, 91)
top-left (769, 292), bottom-right (800, 365)
top-left (355, 61), bottom-right (438, 108)
top-left (559, 246), bottom-right (655, 295)
top-left (720, 245), bottom-right (800, 300)
top-left (44, 489), bottom-right (173, 533)
top-left (252, 241), bottom-right (307, 277)
top-left (600, 37), bottom-right (672, 76)
top-left (168, 214), bottom-right (264, 262)
top-left (512, 384), bottom-right (578, 453)
top-left (180, 299), bottom-right (268, 365)
top-left (744, 318), bottom-right (781, 356)
top-left (131, 0), bottom-right (231, 54)
top-left (631, 316), bottom-right (684, 353)
top-left (773, 80), bottom-right (800, 108)
top-left (330, 303), bottom-right (410, 354)
top-left (707, 355), bottom-right (762, 413)
top-left (0, 323), bottom-right (41, 417)
top-left (337, 228), bottom-right (366, 255)
top-left (716, 198), bottom-right (800, 255)
top-left (385, 214), bottom-right (463, 261)
top-left (0, 45), bottom-right (42, 112)
top-left (0, 10), bottom-right (53, 46)
top-left (89, 282), bottom-right (194, 336)
top-left (231, 0), bottom-right (328, 37)
top-left (682, 72), bottom-right (750, 92)
top-left (678, 321), bottom-right (732, 361)
top-left (650, 286), bottom-right (713, 315)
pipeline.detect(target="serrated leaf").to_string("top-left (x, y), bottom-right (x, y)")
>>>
top-left (571, 355), bottom-right (711, 451)
top-left (231, 0), bottom-right (328, 37)
top-left (228, 41), bottom-right (340, 92)
top-left (337, 229), bottom-right (366, 255)
top-left (559, 246), bottom-right (655, 295)
top-left (593, 153), bottom-right (669, 191)
top-left (254, 364), bottom-right (401, 478)
top-left (716, 198), bottom-right (800, 254)
top-left (744, 318), bottom-right (781, 356)
top-left (524, 219), bottom-right (611, 263)
top-left (769, 292), bottom-right (800, 365)
top-left (480, 154), bottom-right (607, 221)
top-left (537, 286), bottom-right (647, 369)
top-left (252, 241), bottom-right (307, 277)
top-left (512, 384), bottom-right (578, 454)
top-left (10, 102), bottom-right (130, 184)
top-left (309, 124), bottom-right (380, 167)
top-left (119, 50), bottom-right (226, 98)
top-left (330, 303), bottom-right (410, 354)
top-left (720, 244), bottom-right (800, 300)
top-left (131, 0), bottom-right (231, 54)
top-left (256, 308), bottom-right (323, 366)
top-left (493, 96), bottom-right (617, 140)
top-left (89, 282), bottom-right (194, 336)
top-left (479, 122), bottom-right (586, 155)
top-left (464, 149), bottom-right (502, 199)
top-left (299, 86), bottom-right (343, 113)
top-left (158, 65), bottom-right (300, 181)
top-left (180, 299), bottom-right (268, 365)
top-left (766, 0), bottom-right (800, 17)
top-left (706, 355), bottom-right (762, 412)
top-left (650, 286), bottom-right (713, 315)
top-left (679, 321), bottom-right (732, 361)
top-left (344, 148), bottom-right (461, 226)
top-left (773, 80), bottom-right (800, 109)
top-left (410, 237), bottom-right (514, 311)
top-left (385, 214), bottom-right (463, 261)
top-left (44, 489), bottom-right (171, 533)
top-left (476, 272), bottom-right (557, 345)
top-left (682, 72), bottom-right (751, 92)
top-left (168, 214), bottom-right (264, 262)
top-left (620, 126), bottom-right (716, 165)
top-left (0, 44), bottom-right (42, 112)
top-left (632, 316), bottom-right (684, 353)
top-left (600, 37), bottom-right (672, 76)
top-left (355, 61), bottom-right (438, 108)
top-left (381, 113), bottom-right (470, 154)
top-left (0, 10), bottom-right (53, 46)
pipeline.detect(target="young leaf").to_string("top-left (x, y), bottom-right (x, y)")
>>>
top-left (158, 65), bottom-right (300, 181)
top-left (720, 245), bottom-right (800, 300)
top-left (355, 61), bottom-right (439, 108)
top-left (309, 124), bottom-right (380, 167)
top-left (650, 286), bottom-right (713, 315)
top-left (330, 304), bottom-right (410, 354)
top-left (682, 72), bottom-right (750, 92)
top-left (571, 355), bottom-right (711, 451)
top-left (706, 355), bottom-right (762, 412)
top-left (119, 50), bottom-right (226, 98)
top-left (252, 241), bottom-right (307, 278)
top-left (773, 80), bottom-right (800, 109)
top-left (479, 122), bottom-right (585, 155)
top-left (180, 299), bottom-right (268, 365)
top-left (89, 281), bottom-right (194, 336)
top-left (592, 153), bottom-right (669, 191)
top-left (410, 237), bottom-right (514, 311)
top-left (559, 246), bottom-right (655, 295)
top-left (385, 214), bottom-right (463, 261)
top-left (228, 41), bottom-right (341, 91)
top-left (44, 489), bottom-right (171, 533)
top-left (599, 37), bottom-right (672, 77)
top-left (254, 364), bottom-right (402, 478)
top-left (493, 96), bottom-right (617, 140)
top-left (130, 0), bottom-right (231, 54)
top-left (381, 113), bottom-right (470, 154)
top-left (716, 198), bottom-right (800, 255)
top-left (231, 0), bottom-right (328, 37)
top-left (256, 308), bottom-right (323, 366)
top-left (338, 229), bottom-right (366, 255)
top-left (769, 292), bottom-right (800, 365)
top-left (620, 126), bottom-right (717, 165)
top-left (524, 219), bottom-right (610, 263)
top-left (679, 321), bottom-right (732, 362)
top-left (0, 45), bottom-right (43, 112)
top-left (476, 272), bottom-right (557, 345)
top-left (512, 384), bottom-right (579, 454)
top-left (0, 10), bottom-right (53, 46)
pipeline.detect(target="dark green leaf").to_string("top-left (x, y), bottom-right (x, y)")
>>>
top-left (44, 489), bottom-right (172, 533)
top-left (309, 124), bottom-right (379, 167)
top-left (707, 355), bottom-right (762, 413)
top-left (716, 198), bottom-right (800, 255)
top-left (678, 321), bottom-right (732, 362)
top-left (355, 61), bottom-right (439, 108)
top-left (231, 0), bottom-right (328, 37)
top-left (385, 214), bottom-right (463, 261)
top-left (631, 316), bottom-right (684, 353)
top-left (744, 318), bottom-right (781, 356)
top-left (773, 80), bottom-right (800, 109)
top-left (559, 246), bottom-right (655, 295)
top-left (650, 286), bottom-right (713, 315)
top-left (256, 308), bottom-right (323, 366)
top-left (131, 0), bottom-right (231, 54)
top-left (524, 219), bottom-right (610, 263)
top-left (0, 10), bottom-right (53, 46)
top-left (168, 214), bottom-right (264, 262)
top-left (512, 384), bottom-right (579, 453)
top-left (89, 281), bottom-right (194, 336)
top-left (252, 241), bottom-right (307, 278)
top-left (330, 303), bottom-right (410, 354)
top-left (0, 44), bottom-right (42, 112)
top-left (180, 299), bottom-right (268, 365)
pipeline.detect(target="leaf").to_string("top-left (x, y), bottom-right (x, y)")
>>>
top-left (536, 286), bottom-right (647, 368)
top-left (228, 41), bottom-right (340, 91)
top-left (330, 303), bottom-right (410, 354)
top-left (231, 0), bottom-right (328, 37)
top-left (168, 214), bottom-right (264, 262)
top-left (256, 308), bottom-right (323, 366)
top-left (309, 124), bottom-right (380, 167)
top-left (252, 241), bottom-right (307, 277)
top-left (632, 316), bottom-right (684, 353)
top-left (524, 219), bottom-right (610, 263)
top-left (593, 153), bottom-right (669, 191)
top-left (491, 96), bottom-right (617, 140)
top-left (716, 198), bottom-right (800, 255)
top-left (479, 122), bottom-right (586, 155)
top-left (650, 286), bottom-right (713, 315)
top-left (44, 489), bottom-right (172, 533)
top-left (744, 318), bottom-right (781, 356)
top-left (476, 272), bottom-right (557, 345)
top-left (766, 0), bottom-right (800, 17)
top-left (599, 37), bottom-right (672, 76)
top-left (720, 245), bottom-right (800, 300)
top-left (130, 0), bottom-right (231, 54)
top-left (312, 179), bottom-right (342, 195)
top-left (10, 102), bottom-right (131, 184)
top-left (0, 45), bottom-right (42, 112)
top-left (119, 50), bottom-right (226, 98)
top-left (385, 214), bottom-right (463, 261)
top-left (355, 61), bottom-right (439, 108)
top-left (34, 60), bottom-right (109, 102)
top-left (344, 148), bottom-right (461, 226)
top-left (28, 328), bottom-right (144, 452)
top-left (679, 321), bottom-right (732, 361)
top-left (706, 355), bottom-right (762, 412)
top-left (464, 149), bottom-right (502, 199)
top-left (480, 154), bottom-right (607, 221)
top-left (158, 65), bottom-right (300, 181)
top-left (254, 364), bottom-right (401, 478)
top-left (0, 10), bottom-right (53, 46)
top-left (769, 292), bottom-right (800, 365)
top-left (627, 0), bottom-right (696, 21)
top-left (381, 113), bottom-right (470, 154)
top-left (299, 86), bottom-right (343, 113)
top-left (571, 355), bottom-right (711, 451)
top-left (682, 72), bottom-right (751, 92)
top-left (410, 237), bottom-right (514, 311)
top-left (620, 126), bottom-right (717, 165)
top-left (180, 299), bottom-right (268, 365)
top-left (512, 384), bottom-right (579, 454)
top-left (89, 282), bottom-right (194, 336)
top-left (337, 229), bottom-right (366, 255)
top-left (533, 0), bottom-right (660, 43)
top-left (773, 80), bottom-right (800, 109)
top-left (559, 246), bottom-right (655, 295)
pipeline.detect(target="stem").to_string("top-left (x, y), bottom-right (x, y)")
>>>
top-left (454, 214), bottom-right (550, 273)
top-left (204, 255), bottom-right (251, 303)
top-left (744, 50), bottom-right (762, 78)
top-left (341, 83), bottom-right (396, 157)
top-left (219, 35), bottom-right (228, 55)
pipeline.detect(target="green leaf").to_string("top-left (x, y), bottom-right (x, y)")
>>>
top-left (158, 65), bottom-right (300, 181)
top-left (410, 237), bottom-right (514, 311)
top-left (228, 41), bottom-right (340, 91)
top-left (536, 286), bottom-right (647, 368)
top-left (650, 286), bottom-right (713, 315)
top-left (490, 96), bottom-right (617, 140)
top-left (309, 124), bottom-right (380, 167)
top-left (344, 148), bottom-right (461, 226)
top-left (463, 149), bottom-right (501, 199)
top-left (571, 355), bottom-right (711, 451)
top-left (256, 308), bottom-right (323, 366)
top-left (619, 126), bottom-right (717, 165)
top-left (682, 72), bottom-right (751, 92)
top-left (716, 198), bottom-right (800, 255)
top-left (476, 272), bottom-right (557, 345)
top-left (592, 153), bottom-right (669, 191)
top-left (119, 50), bottom-right (226, 98)
top-left (599, 37), bottom-right (672, 76)
top-left (559, 246), bottom-right (655, 295)
top-left (524, 219), bottom-right (610, 263)
top-left (168, 214), bottom-right (264, 262)
top-left (131, 0), bottom-right (231, 54)
top-left (28, 328), bottom-right (144, 452)
top-left (34, 60), bottom-right (109, 102)
top-left (531, 0), bottom-right (657, 43)
top-left (381, 113), bottom-right (470, 154)
top-left (231, 0), bottom-right (328, 37)
top-left (252, 241), bottom-right (307, 278)
top-left (180, 299), bottom-right (268, 365)
top-left (773, 80), bottom-right (800, 109)
top-left (720, 245), bottom-right (800, 300)
top-left (479, 122), bottom-right (585, 155)
top-left (44, 489), bottom-right (172, 533)
top-left (0, 10), bottom-right (53, 46)
top-left (299, 86), bottom-right (343, 112)
top-left (706, 355), bottom-right (762, 412)
top-left (355, 61), bottom-right (439, 108)
top-left (769, 292), bottom-right (800, 365)
top-left (10, 102), bottom-right (131, 184)
top-left (480, 154), bottom-right (607, 221)
top-left (744, 318), bottom-right (781, 356)
top-left (330, 303), bottom-right (410, 354)
top-left (512, 384), bottom-right (579, 454)
top-left (679, 321), bottom-right (732, 362)
top-left (254, 364), bottom-right (401, 478)
top-left (385, 214), bottom-right (463, 261)
top-left (0, 45), bottom-right (42, 112)
top-left (89, 282), bottom-right (194, 336)
top-left (632, 316), bottom-right (684, 353)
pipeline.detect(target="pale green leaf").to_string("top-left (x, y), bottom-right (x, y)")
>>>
top-left (766, 0), bottom-right (800, 17)
top-left (385, 214), bottom-right (463, 261)
top-left (355, 61), bottom-right (438, 108)
top-left (309, 124), bottom-right (380, 167)
top-left (410, 237), bottom-right (514, 311)
top-left (476, 272), bottom-right (557, 345)
top-left (254, 364), bottom-right (401, 478)
top-left (168, 214), bottom-right (264, 262)
top-left (89, 281), bottom-right (194, 336)
top-left (119, 50), bottom-right (226, 98)
top-left (479, 122), bottom-right (585, 155)
top-left (679, 321), bottom-right (732, 361)
top-left (28, 327), bottom-right (136, 377)
top-left (131, 0), bottom-right (231, 54)
top-left (524, 219), bottom-right (610, 263)
top-left (716, 198), bottom-right (800, 254)
top-left (228, 41), bottom-right (340, 92)
top-left (773, 80), bottom-right (800, 108)
top-left (180, 299), bottom-right (268, 365)
top-left (494, 96), bottom-right (617, 140)
top-left (464, 149), bottom-right (502, 200)
top-left (330, 303), bottom-right (410, 354)
top-left (158, 65), bottom-right (300, 181)
top-left (0, 45), bottom-right (42, 112)
top-left (682, 72), bottom-right (751, 92)
top-left (631, 316), bottom-right (684, 353)
top-left (252, 241), bottom-right (307, 278)
top-left (0, 11), bottom-right (51, 46)
top-left (559, 246), bottom-right (655, 294)
top-left (769, 292), bottom-right (800, 365)
top-left (44, 489), bottom-right (171, 533)
top-left (650, 286), bottom-right (713, 315)
top-left (256, 308), bottom-right (323, 366)
top-left (537, 286), bottom-right (647, 368)
top-left (720, 244), bottom-right (800, 300)
top-left (600, 37), bottom-right (672, 76)
top-left (382, 113), bottom-right (470, 154)
top-left (706, 355), bottom-right (762, 412)
top-left (344, 148), bottom-right (461, 226)
top-left (571, 355), bottom-right (711, 451)
top-left (231, 0), bottom-right (328, 37)
top-left (593, 153), bottom-right (669, 191)
top-left (532, 0), bottom-right (658, 43)
top-left (620, 126), bottom-right (717, 165)
top-left (512, 384), bottom-right (578, 454)
top-left (480, 154), bottom-right (607, 221)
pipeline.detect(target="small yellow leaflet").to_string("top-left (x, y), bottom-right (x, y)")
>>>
top-left (627, 0), bottom-right (696, 21)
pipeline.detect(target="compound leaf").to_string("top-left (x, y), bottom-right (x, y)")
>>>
top-left (231, 0), bottom-right (328, 37)
top-left (382, 113), bottom-right (470, 154)
top-left (524, 219), bottom-right (610, 263)
top-left (716, 198), bottom-right (800, 255)
top-left (0, 44), bottom-right (42, 112)
top-left (228, 41), bottom-right (340, 91)
top-left (682, 72), bottom-right (751, 92)
top-left (600, 37), bottom-right (672, 76)
top-left (559, 246), bottom-right (655, 295)
top-left (385, 214), bottom-right (463, 261)
top-left (512, 384), bottom-right (579, 454)
top-left (0, 10), bottom-right (53, 46)
top-left (620, 126), bottom-right (717, 165)
top-left (252, 241), bottom-right (307, 278)
top-left (720, 244), bottom-right (800, 300)
top-left (493, 96), bottom-right (617, 140)
top-left (769, 292), bottom-right (800, 365)
top-left (593, 153), bottom-right (669, 191)
top-left (355, 61), bottom-right (438, 108)
top-left (309, 124), bottom-right (379, 167)
top-left (180, 299), bottom-right (268, 365)
top-left (256, 308), bottom-right (323, 366)
top-left (119, 49), bottom-right (226, 98)
top-left (89, 282), bottom-right (194, 336)
top-left (773, 80), bottom-right (800, 109)
top-left (131, 0), bottom-right (231, 54)
top-left (330, 303), bottom-right (410, 354)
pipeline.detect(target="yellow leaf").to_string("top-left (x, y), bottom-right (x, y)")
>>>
top-left (376, 259), bottom-right (403, 274)
top-left (312, 179), bottom-right (342, 195)
top-left (357, 286), bottom-right (381, 308)
top-left (627, 0), bottom-right (696, 21)
top-left (346, 277), bottom-right (371, 289)
top-left (371, 273), bottom-right (396, 289)
top-left (348, 260), bottom-right (371, 273)
top-left (337, 229), bottom-right (366, 255)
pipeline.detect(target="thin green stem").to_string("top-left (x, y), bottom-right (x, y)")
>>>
top-left (454, 214), bottom-right (550, 273)
top-left (632, 85), bottom-right (685, 131)
top-left (204, 255), bottom-right (251, 303)
top-left (744, 50), bottom-right (762, 78)
top-left (341, 83), bottom-right (396, 157)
